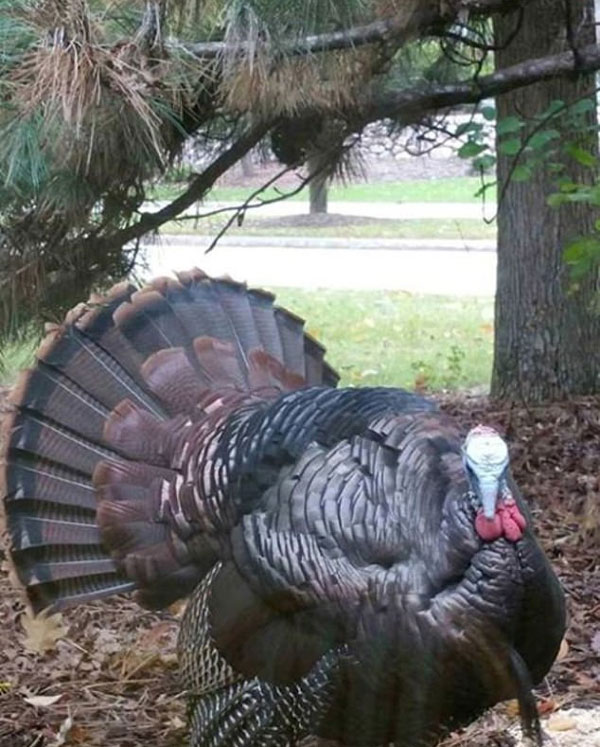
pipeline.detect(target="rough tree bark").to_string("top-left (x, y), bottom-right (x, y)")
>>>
top-left (491, 0), bottom-right (600, 402)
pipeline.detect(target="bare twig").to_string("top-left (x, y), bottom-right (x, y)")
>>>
top-left (203, 169), bottom-right (315, 254)
top-left (165, 165), bottom-right (301, 225)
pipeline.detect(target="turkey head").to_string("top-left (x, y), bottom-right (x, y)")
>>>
top-left (463, 425), bottom-right (527, 543)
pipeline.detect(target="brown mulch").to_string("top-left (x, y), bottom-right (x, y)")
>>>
top-left (0, 392), bottom-right (599, 746)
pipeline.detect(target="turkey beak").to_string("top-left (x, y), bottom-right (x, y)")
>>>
top-left (478, 478), bottom-right (499, 519)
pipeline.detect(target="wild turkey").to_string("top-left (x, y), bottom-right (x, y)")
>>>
top-left (1, 269), bottom-right (565, 747)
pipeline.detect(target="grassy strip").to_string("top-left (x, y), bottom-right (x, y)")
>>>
top-left (160, 217), bottom-right (496, 240)
top-left (0, 291), bottom-right (493, 392)
top-left (150, 177), bottom-right (494, 205)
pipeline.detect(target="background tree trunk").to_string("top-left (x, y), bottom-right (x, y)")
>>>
top-left (240, 152), bottom-right (255, 177)
top-left (308, 154), bottom-right (329, 214)
top-left (492, 0), bottom-right (600, 402)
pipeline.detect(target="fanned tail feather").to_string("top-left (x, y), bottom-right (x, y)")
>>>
top-left (1, 269), bottom-right (339, 613)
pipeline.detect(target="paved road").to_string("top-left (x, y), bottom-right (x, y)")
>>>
top-left (140, 236), bottom-right (496, 296)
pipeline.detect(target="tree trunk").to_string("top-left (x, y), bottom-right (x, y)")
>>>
top-left (308, 154), bottom-right (329, 214)
top-left (491, 0), bottom-right (600, 402)
top-left (240, 152), bottom-right (255, 177)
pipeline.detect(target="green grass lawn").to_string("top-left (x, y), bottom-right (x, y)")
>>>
top-left (271, 288), bottom-right (493, 391)
top-left (0, 332), bottom-right (39, 387)
top-left (161, 217), bottom-right (496, 240)
top-left (0, 291), bottom-right (493, 392)
top-left (150, 176), bottom-right (495, 205)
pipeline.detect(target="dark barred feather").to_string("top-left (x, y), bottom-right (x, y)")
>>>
top-left (1, 269), bottom-right (339, 614)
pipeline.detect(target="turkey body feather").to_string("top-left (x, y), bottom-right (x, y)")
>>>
top-left (0, 269), bottom-right (565, 747)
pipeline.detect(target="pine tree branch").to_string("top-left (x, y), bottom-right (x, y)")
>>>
top-left (177, 0), bottom-right (533, 60)
top-left (93, 119), bottom-right (273, 252)
top-left (91, 37), bottom-right (600, 256)
top-left (359, 41), bottom-right (600, 127)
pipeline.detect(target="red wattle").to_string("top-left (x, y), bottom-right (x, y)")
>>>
top-left (506, 502), bottom-right (527, 531)
top-left (475, 511), bottom-right (503, 541)
top-left (500, 514), bottom-right (522, 542)
top-left (501, 502), bottom-right (526, 541)
top-left (475, 500), bottom-right (527, 543)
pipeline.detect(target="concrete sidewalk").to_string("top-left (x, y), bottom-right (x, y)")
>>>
top-left (140, 237), bottom-right (496, 296)
top-left (138, 199), bottom-right (497, 296)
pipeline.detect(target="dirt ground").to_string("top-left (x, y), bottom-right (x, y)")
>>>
top-left (0, 391), bottom-right (599, 747)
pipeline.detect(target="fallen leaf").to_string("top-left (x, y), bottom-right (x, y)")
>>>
top-left (573, 671), bottom-right (600, 690)
top-left (137, 621), bottom-right (173, 648)
top-left (168, 599), bottom-right (188, 618)
top-left (547, 714), bottom-right (576, 732)
top-left (24, 693), bottom-right (63, 708)
top-left (537, 698), bottom-right (558, 715)
top-left (50, 714), bottom-right (73, 746)
top-left (414, 372), bottom-right (429, 394)
top-left (557, 637), bottom-right (570, 661)
top-left (591, 630), bottom-right (600, 655)
top-left (58, 724), bottom-right (89, 745)
top-left (21, 608), bottom-right (67, 654)
top-left (169, 716), bottom-right (186, 730)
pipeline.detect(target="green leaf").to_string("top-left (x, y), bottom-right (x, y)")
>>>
top-left (558, 181), bottom-right (579, 193)
top-left (455, 121), bottom-right (483, 137)
top-left (496, 116), bottom-right (523, 135)
top-left (498, 138), bottom-right (521, 156)
top-left (547, 193), bottom-right (568, 207)
top-left (564, 236), bottom-right (600, 264)
top-left (569, 98), bottom-right (596, 116)
top-left (564, 143), bottom-right (597, 167)
top-left (472, 154), bottom-right (496, 172)
top-left (539, 100), bottom-right (566, 118)
top-left (457, 142), bottom-right (487, 159)
top-left (512, 165), bottom-right (532, 182)
top-left (480, 105), bottom-right (496, 121)
top-left (527, 129), bottom-right (560, 150)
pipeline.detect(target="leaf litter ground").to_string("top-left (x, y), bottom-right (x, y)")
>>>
top-left (0, 393), bottom-right (599, 746)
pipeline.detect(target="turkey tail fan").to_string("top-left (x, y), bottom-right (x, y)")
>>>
top-left (1, 269), bottom-right (339, 614)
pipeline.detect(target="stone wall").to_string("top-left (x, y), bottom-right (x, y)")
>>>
top-left (181, 112), bottom-right (494, 181)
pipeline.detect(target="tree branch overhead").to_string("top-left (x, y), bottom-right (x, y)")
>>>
top-left (180, 0), bottom-right (535, 60)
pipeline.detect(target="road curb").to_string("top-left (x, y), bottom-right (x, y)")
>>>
top-left (142, 234), bottom-right (496, 252)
